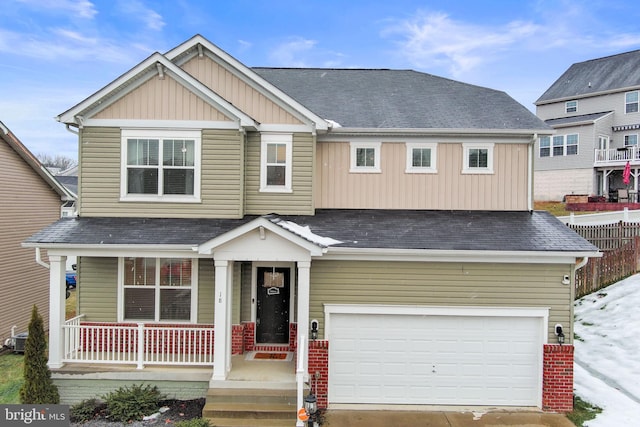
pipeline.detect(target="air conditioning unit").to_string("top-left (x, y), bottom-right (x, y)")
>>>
top-left (12, 333), bottom-right (28, 353)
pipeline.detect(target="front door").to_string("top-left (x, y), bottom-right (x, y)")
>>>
top-left (256, 267), bottom-right (290, 344)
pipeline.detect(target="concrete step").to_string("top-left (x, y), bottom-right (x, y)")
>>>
top-left (205, 417), bottom-right (296, 427)
top-left (203, 402), bottom-right (297, 418)
top-left (207, 387), bottom-right (297, 405)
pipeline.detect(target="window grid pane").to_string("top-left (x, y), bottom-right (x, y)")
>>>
top-left (160, 289), bottom-right (191, 321)
top-left (412, 148), bottom-right (431, 167)
top-left (124, 257), bottom-right (156, 286)
top-left (626, 92), bottom-right (639, 113)
top-left (160, 259), bottom-right (192, 287)
top-left (469, 148), bottom-right (488, 168)
top-left (553, 136), bottom-right (564, 156)
top-left (124, 288), bottom-right (155, 320)
top-left (356, 148), bottom-right (375, 167)
top-left (163, 169), bottom-right (194, 195)
top-left (625, 135), bottom-right (638, 146)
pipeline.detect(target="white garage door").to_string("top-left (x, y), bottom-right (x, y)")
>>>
top-left (328, 307), bottom-right (544, 406)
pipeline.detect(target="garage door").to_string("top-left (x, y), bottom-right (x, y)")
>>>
top-left (328, 307), bottom-right (544, 406)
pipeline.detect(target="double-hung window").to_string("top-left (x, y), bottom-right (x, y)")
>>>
top-left (121, 130), bottom-right (200, 201)
top-left (462, 143), bottom-right (494, 174)
top-left (626, 91), bottom-right (639, 114)
top-left (539, 136), bottom-right (551, 157)
top-left (260, 133), bottom-right (293, 192)
top-left (350, 142), bottom-right (381, 173)
top-left (405, 143), bottom-right (437, 173)
top-left (121, 257), bottom-right (196, 322)
top-left (625, 134), bottom-right (638, 146)
top-left (566, 134), bottom-right (578, 155)
top-left (565, 100), bottom-right (577, 113)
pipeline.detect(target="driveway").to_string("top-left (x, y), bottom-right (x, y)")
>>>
top-left (323, 409), bottom-right (575, 427)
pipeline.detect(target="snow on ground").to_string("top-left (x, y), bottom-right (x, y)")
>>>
top-left (573, 274), bottom-right (640, 425)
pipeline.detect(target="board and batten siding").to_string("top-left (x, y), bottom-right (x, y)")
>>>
top-left (315, 141), bottom-right (529, 210)
top-left (0, 140), bottom-right (61, 342)
top-left (79, 127), bottom-right (244, 218)
top-left (180, 56), bottom-right (303, 125)
top-left (309, 260), bottom-right (572, 344)
top-left (244, 132), bottom-right (315, 215)
top-left (93, 74), bottom-right (231, 122)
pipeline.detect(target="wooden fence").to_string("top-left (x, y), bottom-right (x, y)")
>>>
top-left (569, 221), bottom-right (640, 298)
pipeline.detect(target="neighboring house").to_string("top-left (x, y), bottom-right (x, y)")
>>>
top-left (0, 121), bottom-right (75, 346)
top-left (535, 49), bottom-right (640, 201)
top-left (24, 35), bottom-right (598, 418)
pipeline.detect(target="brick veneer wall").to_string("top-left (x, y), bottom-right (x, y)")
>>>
top-left (543, 344), bottom-right (574, 412)
top-left (231, 324), bottom-right (245, 355)
top-left (308, 340), bottom-right (329, 408)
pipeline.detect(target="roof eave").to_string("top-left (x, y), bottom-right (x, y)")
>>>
top-left (326, 127), bottom-right (553, 138)
top-left (536, 84), bottom-right (640, 106)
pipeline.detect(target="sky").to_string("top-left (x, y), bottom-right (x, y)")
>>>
top-left (573, 273), bottom-right (640, 425)
top-left (2, 0), bottom-right (640, 161)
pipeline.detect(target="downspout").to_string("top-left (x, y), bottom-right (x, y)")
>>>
top-left (65, 124), bottom-right (79, 135)
top-left (528, 133), bottom-right (537, 212)
top-left (575, 256), bottom-right (589, 271)
top-left (35, 248), bottom-right (50, 269)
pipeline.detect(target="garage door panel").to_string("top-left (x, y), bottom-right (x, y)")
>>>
top-left (329, 311), bottom-right (542, 406)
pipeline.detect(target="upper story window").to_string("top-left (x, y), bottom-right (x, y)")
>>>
top-left (260, 133), bottom-right (292, 192)
top-left (626, 91), bottom-right (639, 113)
top-left (405, 143), bottom-right (437, 173)
top-left (462, 143), bottom-right (494, 174)
top-left (539, 136), bottom-right (551, 157)
top-left (542, 134), bottom-right (578, 157)
top-left (625, 134), bottom-right (638, 146)
top-left (350, 142), bottom-right (381, 173)
top-left (121, 257), bottom-right (196, 322)
top-left (565, 100), bottom-right (577, 113)
top-left (121, 129), bottom-right (200, 202)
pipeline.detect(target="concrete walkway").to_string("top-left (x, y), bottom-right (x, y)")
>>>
top-left (323, 409), bottom-right (576, 426)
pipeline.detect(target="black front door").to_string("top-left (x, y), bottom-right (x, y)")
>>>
top-left (256, 267), bottom-right (290, 344)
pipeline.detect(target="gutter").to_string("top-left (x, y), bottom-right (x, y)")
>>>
top-left (34, 248), bottom-right (49, 269)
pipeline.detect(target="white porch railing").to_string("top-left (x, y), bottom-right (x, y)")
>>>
top-left (62, 316), bottom-right (215, 369)
top-left (595, 147), bottom-right (640, 165)
top-left (296, 333), bottom-right (307, 427)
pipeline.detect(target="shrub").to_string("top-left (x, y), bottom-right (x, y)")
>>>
top-left (102, 384), bottom-right (164, 422)
top-left (19, 305), bottom-right (59, 404)
top-left (70, 398), bottom-right (103, 423)
top-left (174, 418), bottom-right (212, 427)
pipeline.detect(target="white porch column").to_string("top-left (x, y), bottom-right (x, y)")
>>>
top-left (212, 259), bottom-right (230, 380)
top-left (225, 261), bottom-right (234, 374)
top-left (48, 255), bottom-right (67, 369)
top-left (297, 261), bottom-right (311, 373)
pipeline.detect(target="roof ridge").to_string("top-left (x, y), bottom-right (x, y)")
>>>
top-left (574, 49), bottom-right (640, 66)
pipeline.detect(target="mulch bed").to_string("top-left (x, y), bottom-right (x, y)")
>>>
top-left (71, 398), bottom-right (205, 426)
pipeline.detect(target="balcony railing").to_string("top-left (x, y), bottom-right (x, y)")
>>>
top-left (62, 315), bottom-right (215, 369)
top-left (595, 147), bottom-right (640, 165)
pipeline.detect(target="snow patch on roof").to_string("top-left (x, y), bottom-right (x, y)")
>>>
top-left (278, 220), bottom-right (342, 247)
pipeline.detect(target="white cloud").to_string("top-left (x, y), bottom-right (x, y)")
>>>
top-left (383, 11), bottom-right (540, 77)
top-left (16, 0), bottom-right (97, 19)
top-left (116, 0), bottom-right (165, 31)
top-left (268, 37), bottom-right (317, 67)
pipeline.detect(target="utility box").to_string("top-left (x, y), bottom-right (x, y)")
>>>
top-left (12, 332), bottom-right (28, 353)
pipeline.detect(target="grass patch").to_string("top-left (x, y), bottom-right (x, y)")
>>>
top-left (0, 352), bottom-right (24, 404)
top-left (573, 332), bottom-right (584, 342)
top-left (66, 289), bottom-right (77, 319)
top-left (534, 201), bottom-right (599, 216)
top-left (567, 395), bottom-right (602, 426)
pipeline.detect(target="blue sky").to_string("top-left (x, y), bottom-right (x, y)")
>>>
top-left (2, 0), bottom-right (640, 160)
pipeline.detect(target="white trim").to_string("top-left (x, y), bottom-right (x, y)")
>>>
top-left (462, 142), bottom-right (494, 174)
top-left (117, 256), bottom-right (198, 323)
top-left (120, 129), bottom-right (202, 202)
top-left (405, 142), bottom-right (437, 173)
top-left (259, 133), bottom-right (293, 193)
top-left (82, 119), bottom-right (239, 129)
top-left (350, 141), bottom-right (381, 173)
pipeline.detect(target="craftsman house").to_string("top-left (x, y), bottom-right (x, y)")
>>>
top-left (25, 35), bottom-right (597, 423)
top-left (535, 49), bottom-right (640, 201)
top-left (1, 121), bottom-right (75, 346)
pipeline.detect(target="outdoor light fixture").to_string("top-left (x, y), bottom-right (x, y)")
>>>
top-left (304, 393), bottom-right (317, 425)
top-left (555, 324), bottom-right (565, 345)
top-left (561, 274), bottom-right (571, 285)
top-left (310, 319), bottom-right (319, 341)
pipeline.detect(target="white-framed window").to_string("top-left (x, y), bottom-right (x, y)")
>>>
top-left (545, 134), bottom-right (579, 157)
top-left (120, 129), bottom-right (201, 202)
top-left (405, 143), bottom-right (437, 173)
top-left (462, 143), bottom-right (494, 174)
top-left (626, 91), bottom-right (639, 114)
top-left (565, 100), bottom-right (577, 113)
top-left (260, 133), bottom-right (293, 192)
top-left (350, 142), bottom-right (381, 173)
top-left (539, 136), bottom-right (551, 157)
top-left (625, 134), bottom-right (638, 146)
top-left (119, 257), bottom-right (197, 322)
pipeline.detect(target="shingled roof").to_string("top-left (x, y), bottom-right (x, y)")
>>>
top-left (536, 50), bottom-right (640, 104)
top-left (24, 210), bottom-right (597, 254)
top-left (254, 68), bottom-right (549, 131)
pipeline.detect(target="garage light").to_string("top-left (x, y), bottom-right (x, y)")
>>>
top-left (310, 319), bottom-right (319, 341)
top-left (555, 324), bottom-right (565, 345)
top-left (304, 393), bottom-right (317, 419)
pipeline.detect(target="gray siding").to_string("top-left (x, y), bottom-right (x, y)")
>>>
top-left (0, 141), bottom-right (61, 343)
top-left (310, 260), bottom-right (572, 344)
top-left (244, 132), bottom-right (315, 215)
top-left (79, 127), bottom-right (244, 218)
top-left (77, 257), bottom-right (118, 322)
top-left (198, 259), bottom-right (214, 324)
top-left (535, 124), bottom-right (597, 171)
